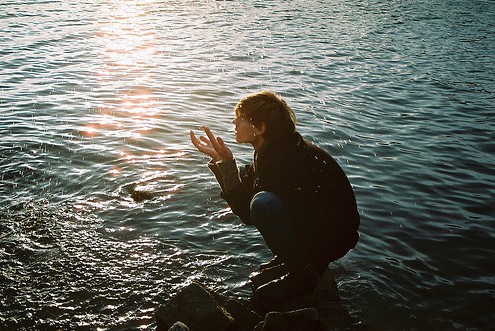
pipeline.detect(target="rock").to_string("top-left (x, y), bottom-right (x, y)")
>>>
top-left (251, 287), bottom-right (318, 315)
top-left (249, 264), bottom-right (288, 290)
top-left (224, 299), bottom-right (263, 331)
top-left (248, 267), bottom-right (360, 330)
top-left (168, 321), bottom-right (190, 331)
top-left (258, 308), bottom-right (325, 331)
top-left (317, 301), bottom-right (352, 330)
top-left (155, 269), bottom-right (364, 331)
top-left (125, 182), bottom-right (156, 202)
top-left (251, 267), bottom-right (340, 301)
top-left (314, 269), bottom-right (340, 302)
top-left (251, 268), bottom-right (340, 314)
top-left (155, 282), bottom-right (235, 331)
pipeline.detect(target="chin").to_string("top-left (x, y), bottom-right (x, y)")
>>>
top-left (235, 134), bottom-right (250, 143)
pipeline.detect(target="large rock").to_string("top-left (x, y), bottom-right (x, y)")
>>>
top-left (255, 308), bottom-right (325, 331)
top-left (156, 282), bottom-right (235, 331)
top-left (155, 269), bottom-right (365, 331)
top-left (317, 301), bottom-right (353, 330)
top-left (249, 267), bottom-right (361, 330)
top-left (224, 299), bottom-right (263, 331)
top-left (251, 268), bottom-right (341, 314)
top-left (314, 269), bottom-right (340, 302)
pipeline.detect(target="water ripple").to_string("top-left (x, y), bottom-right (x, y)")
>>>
top-left (1, 0), bottom-right (494, 329)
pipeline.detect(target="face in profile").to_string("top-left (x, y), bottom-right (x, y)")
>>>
top-left (232, 114), bottom-right (263, 144)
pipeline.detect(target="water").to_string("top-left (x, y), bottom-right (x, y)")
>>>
top-left (1, 0), bottom-right (494, 329)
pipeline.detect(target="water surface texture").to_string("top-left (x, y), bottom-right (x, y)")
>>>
top-left (1, 0), bottom-right (494, 329)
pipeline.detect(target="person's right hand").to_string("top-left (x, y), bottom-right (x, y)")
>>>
top-left (190, 126), bottom-right (233, 163)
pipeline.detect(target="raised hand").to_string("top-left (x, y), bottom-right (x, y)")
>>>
top-left (190, 126), bottom-right (233, 163)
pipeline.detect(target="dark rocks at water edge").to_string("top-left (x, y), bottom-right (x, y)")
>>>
top-left (155, 269), bottom-right (367, 331)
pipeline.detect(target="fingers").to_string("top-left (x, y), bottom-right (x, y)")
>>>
top-left (203, 126), bottom-right (222, 152)
top-left (190, 130), bottom-right (202, 149)
top-left (191, 127), bottom-right (232, 162)
top-left (191, 130), bottom-right (212, 148)
top-left (216, 137), bottom-right (233, 160)
top-left (199, 136), bottom-right (211, 145)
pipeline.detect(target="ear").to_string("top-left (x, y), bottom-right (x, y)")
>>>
top-left (255, 122), bottom-right (267, 136)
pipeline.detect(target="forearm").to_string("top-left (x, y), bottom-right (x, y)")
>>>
top-left (208, 159), bottom-right (253, 224)
top-left (208, 158), bottom-right (242, 194)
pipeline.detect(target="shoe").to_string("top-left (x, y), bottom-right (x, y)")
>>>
top-left (254, 264), bottom-right (319, 303)
top-left (259, 256), bottom-right (283, 271)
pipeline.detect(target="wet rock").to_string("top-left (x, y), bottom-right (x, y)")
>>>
top-left (224, 299), bottom-right (263, 331)
top-left (249, 264), bottom-right (288, 290)
top-left (127, 183), bottom-right (155, 202)
top-left (249, 268), bottom-right (366, 330)
top-left (168, 321), bottom-right (190, 331)
top-left (317, 301), bottom-right (353, 330)
top-left (251, 268), bottom-right (341, 314)
top-left (314, 269), bottom-right (341, 302)
top-left (155, 282), bottom-right (235, 331)
top-left (256, 308), bottom-right (325, 331)
top-left (155, 269), bottom-right (365, 331)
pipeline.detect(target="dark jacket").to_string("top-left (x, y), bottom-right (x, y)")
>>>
top-left (222, 132), bottom-right (360, 273)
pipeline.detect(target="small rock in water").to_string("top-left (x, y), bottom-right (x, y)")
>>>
top-left (130, 188), bottom-right (154, 202)
top-left (126, 183), bottom-right (155, 202)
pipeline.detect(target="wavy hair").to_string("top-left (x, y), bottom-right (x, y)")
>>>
top-left (234, 91), bottom-right (296, 141)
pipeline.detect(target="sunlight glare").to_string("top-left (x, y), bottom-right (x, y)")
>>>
top-left (83, 0), bottom-right (189, 206)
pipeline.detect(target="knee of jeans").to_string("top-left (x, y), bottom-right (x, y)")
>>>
top-left (250, 191), bottom-right (279, 224)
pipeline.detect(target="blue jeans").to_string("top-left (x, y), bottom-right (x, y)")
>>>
top-left (250, 191), bottom-right (308, 270)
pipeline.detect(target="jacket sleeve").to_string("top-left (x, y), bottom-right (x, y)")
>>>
top-left (208, 158), bottom-right (241, 193)
top-left (221, 183), bottom-right (253, 224)
top-left (208, 159), bottom-right (254, 225)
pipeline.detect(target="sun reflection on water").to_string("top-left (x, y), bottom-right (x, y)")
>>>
top-left (89, 1), bottom-right (161, 135)
top-left (79, 0), bottom-right (186, 206)
top-left (96, 1), bottom-right (159, 67)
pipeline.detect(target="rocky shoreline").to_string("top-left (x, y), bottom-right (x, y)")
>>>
top-left (155, 268), bottom-right (367, 331)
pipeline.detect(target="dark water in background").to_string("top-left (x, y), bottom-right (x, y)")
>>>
top-left (1, 0), bottom-right (494, 329)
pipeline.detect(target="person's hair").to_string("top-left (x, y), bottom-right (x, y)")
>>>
top-left (234, 91), bottom-right (296, 141)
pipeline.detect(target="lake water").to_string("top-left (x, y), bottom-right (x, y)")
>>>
top-left (1, 0), bottom-right (494, 329)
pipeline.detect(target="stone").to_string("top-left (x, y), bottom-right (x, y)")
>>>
top-left (317, 301), bottom-right (352, 330)
top-left (249, 264), bottom-right (289, 290)
top-left (251, 268), bottom-right (340, 314)
top-left (168, 321), bottom-right (190, 331)
top-left (248, 267), bottom-right (357, 330)
top-left (314, 269), bottom-right (340, 302)
top-left (224, 299), bottom-right (263, 331)
top-left (259, 308), bottom-right (325, 331)
top-left (155, 282), bottom-right (235, 331)
top-left (251, 268), bottom-right (339, 303)
top-left (155, 269), bottom-right (363, 331)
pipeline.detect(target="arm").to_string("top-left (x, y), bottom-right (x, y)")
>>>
top-left (210, 160), bottom-right (254, 224)
top-left (190, 126), bottom-right (253, 224)
top-left (208, 158), bottom-right (241, 194)
top-left (190, 125), bottom-right (241, 193)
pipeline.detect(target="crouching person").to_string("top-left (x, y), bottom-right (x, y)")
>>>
top-left (190, 91), bottom-right (360, 302)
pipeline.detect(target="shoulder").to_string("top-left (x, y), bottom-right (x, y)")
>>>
top-left (297, 135), bottom-right (331, 162)
top-left (299, 137), bottom-right (347, 176)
